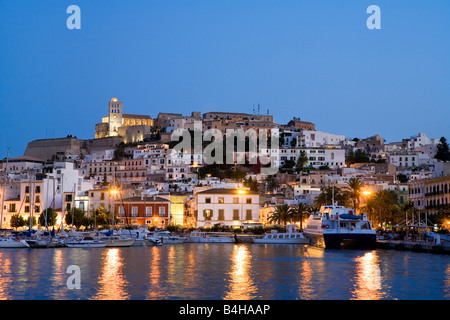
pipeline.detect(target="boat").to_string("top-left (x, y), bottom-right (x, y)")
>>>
top-left (117, 228), bottom-right (149, 246)
top-left (151, 231), bottom-right (187, 244)
top-left (66, 236), bottom-right (107, 248)
top-left (100, 236), bottom-right (135, 247)
top-left (0, 237), bottom-right (30, 248)
top-left (253, 225), bottom-right (309, 244)
top-left (303, 204), bottom-right (376, 248)
top-left (184, 231), bottom-right (235, 243)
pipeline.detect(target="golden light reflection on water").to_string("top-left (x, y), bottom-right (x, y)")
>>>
top-left (51, 249), bottom-right (64, 299)
top-left (0, 252), bottom-right (12, 299)
top-left (298, 260), bottom-right (316, 299)
top-left (352, 251), bottom-right (383, 300)
top-left (224, 245), bottom-right (257, 300)
top-left (93, 248), bottom-right (129, 300)
top-left (146, 246), bottom-right (162, 299)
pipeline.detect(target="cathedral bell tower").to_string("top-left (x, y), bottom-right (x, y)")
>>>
top-left (108, 97), bottom-right (123, 137)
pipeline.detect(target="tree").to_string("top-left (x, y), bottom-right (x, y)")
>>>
top-left (65, 208), bottom-right (87, 229)
top-left (25, 216), bottom-right (37, 228)
top-left (397, 173), bottom-right (408, 183)
top-left (435, 137), bottom-right (450, 162)
top-left (10, 214), bottom-right (25, 230)
top-left (345, 178), bottom-right (365, 214)
top-left (38, 208), bottom-right (58, 228)
top-left (288, 203), bottom-right (311, 231)
top-left (315, 186), bottom-right (349, 207)
top-left (364, 190), bottom-right (400, 227)
top-left (264, 175), bottom-right (279, 193)
top-left (268, 204), bottom-right (291, 226)
top-left (295, 150), bottom-right (308, 173)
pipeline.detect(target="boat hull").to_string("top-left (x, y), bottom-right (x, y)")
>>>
top-left (0, 239), bottom-right (30, 248)
top-left (324, 233), bottom-right (377, 249)
top-left (67, 242), bottom-right (107, 248)
top-left (185, 237), bottom-right (234, 243)
top-left (253, 238), bottom-right (309, 244)
top-left (105, 239), bottom-right (135, 247)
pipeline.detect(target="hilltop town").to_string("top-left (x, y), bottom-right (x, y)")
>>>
top-left (1, 97), bottom-right (449, 232)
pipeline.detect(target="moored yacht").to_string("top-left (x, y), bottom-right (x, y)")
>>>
top-left (66, 236), bottom-right (107, 248)
top-left (253, 225), bottom-right (309, 244)
top-left (0, 237), bottom-right (30, 248)
top-left (304, 204), bottom-right (376, 248)
top-left (151, 231), bottom-right (187, 244)
top-left (185, 231), bottom-right (235, 243)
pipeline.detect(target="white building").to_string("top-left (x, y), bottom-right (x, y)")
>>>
top-left (195, 188), bottom-right (260, 228)
top-left (269, 147), bottom-right (346, 169)
top-left (296, 130), bottom-right (346, 148)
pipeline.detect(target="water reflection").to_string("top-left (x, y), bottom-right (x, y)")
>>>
top-left (146, 246), bottom-right (163, 299)
top-left (94, 248), bottom-right (129, 300)
top-left (51, 249), bottom-right (65, 299)
top-left (352, 251), bottom-right (383, 300)
top-left (298, 260), bottom-right (316, 299)
top-left (224, 245), bottom-right (257, 300)
top-left (445, 264), bottom-right (450, 299)
top-left (0, 252), bottom-right (12, 299)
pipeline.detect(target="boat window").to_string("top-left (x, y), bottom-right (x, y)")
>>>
top-left (290, 235), bottom-right (295, 238)
top-left (267, 235), bottom-right (272, 238)
top-left (273, 235), bottom-right (278, 238)
top-left (340, 222), bottom-right (346, 228)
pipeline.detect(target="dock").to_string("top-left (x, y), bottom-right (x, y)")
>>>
top-left (376, 240), bottom-right (450, 254)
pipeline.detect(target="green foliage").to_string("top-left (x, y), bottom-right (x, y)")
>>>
top-left (65, 208), bottom-right (88, 229)
top-left (347, 149), bottom-right (370, 165)
top-left (397, 173), bottom-right (408, 183)
top-left (288, 203), bottom-right (311, 231)
top-left (25, 216), bottom-right (37, 227)
top-left (10, 214), bottom-right (25, 229)
top-left (38, 208), bottom-right (58, 228)
top-left (264, 175), bottom-right (279, 193)
top-left (243, 177), bottom-right (259, 192)
top-left (295, 150), bottom-right (308, 172)
top-left (435, 137), bottom-right (450, 161)
top-left (268, 204), bottom-right (291, 225)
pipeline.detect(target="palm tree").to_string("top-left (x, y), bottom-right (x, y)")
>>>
top-left (345, 178), bottom-right (364, 214)
top-left (315, 186), bottom-right (349, 207)
top-left (288, 203), bottom-right (311, 231)
top-left (268, 204), bottom-right (291, 226)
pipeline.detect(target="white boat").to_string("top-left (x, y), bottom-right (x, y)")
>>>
top-left (185, 231), bottom-right (235, 243)
top-left (66, 236), bottom-right (107, 248)
top-left (152, 231), bottom-right (187, 244)
top-left (118, 228), bottom-right (149, 246)
top-left (253, 225), bottom-right (309, 244)
top-left (100, 236), bottom-right (135, 247)
top-left (0, 237), bottom-right (30, 248)
top-left (304, 204), bottom-right (376, 248)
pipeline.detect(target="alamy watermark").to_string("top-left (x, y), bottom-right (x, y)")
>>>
top-left (66, 265), bottom-right (81, 289)
top-left (171, 121), bottom-right (280, 175)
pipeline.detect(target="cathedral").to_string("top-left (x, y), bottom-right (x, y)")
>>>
top-left (95, 98), bottom-right (153, 143)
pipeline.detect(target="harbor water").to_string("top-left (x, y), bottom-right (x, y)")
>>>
top-left (0, 244), bottom-right (448, 300)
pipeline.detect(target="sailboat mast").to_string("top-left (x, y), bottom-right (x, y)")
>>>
top-left (0, 147), bottom-right (10, 229)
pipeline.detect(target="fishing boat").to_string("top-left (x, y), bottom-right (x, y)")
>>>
top-left (253, 225), bottom-right (309, 244)
top-left (151, 231), bottom-right (187, 244)
top-left (304, 204), bottom-right (376, 248)
top-left (66, 236), bottom-right (107, 248)
top-left (185, 231), bottom-right (235, 243)
top-left (0, 237), bottom-right (30, 248)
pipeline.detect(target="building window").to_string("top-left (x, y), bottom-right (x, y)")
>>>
top-left (100, 193), bottom-right (105, 200)
top-left (246, 210), bottom-right (252, 220)
top-left (35, 186), bottom-right (41, 193)
top-left (218, 209), bottom-right (224, 220)
top-left (119, 206), bottom-right (125, 216)
top-left (233, 197), bottom-right (239, 204)
top-left (246, 198), bottom-right (252, 204)
top-left (203, 209), bottom-right (212, 220)
top-left (233, 209), bottom-right (239, 220)
top-left (145, 207), bottom-right (152, 217)
top-left (159, 206), bottom-right (166, 217)
top-left (205, 197), bottom-right (211, 204)
top-left (218, 197), bottom-right (224, 204)
top-left (132, 206), bottom-right (138, 217)
top-left (25, 206), bottom-right (30, 213)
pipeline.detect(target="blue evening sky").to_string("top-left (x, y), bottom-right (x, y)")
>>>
top-left (0, 0), bottom-right (449, 157)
